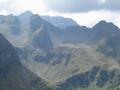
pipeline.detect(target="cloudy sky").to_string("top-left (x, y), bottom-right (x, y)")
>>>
top-left (0, 0), bottom-right (120, 27)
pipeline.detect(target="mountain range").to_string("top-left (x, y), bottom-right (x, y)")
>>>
top-left (0, 11), bottom-right (120, 90)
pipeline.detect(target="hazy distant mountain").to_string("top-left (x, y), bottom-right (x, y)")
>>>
top-left (18, 11), bottom-right (33, 21)
top-left (0, 15), bottom-right (21, 35)
top-left (41, 16), bottom-right (78, 28)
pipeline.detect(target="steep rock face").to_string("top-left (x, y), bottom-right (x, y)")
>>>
top-left (0, 33), bottom-right (20, 67)
top-left (62, 25), bottom-right (92, 44)
top-left (0, 15), bottom-right (21, 35)
top-left (0, 33), bottom-right (55, 90)
top-left (92, 20), bottom-right (120, 41)
top-left (18, 11), bottom-right (33, 24)
top-left (29, 14), bottom-right (55, 51)
top-left (93, 21), bottom-right (120, 63)
top-left (30, 14), bottom-right (44, 31)
top-left (31, 28), bottom-right (53, 51)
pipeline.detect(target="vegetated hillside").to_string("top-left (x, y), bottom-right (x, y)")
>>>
top-left (20, 16), bottom-right (120, 90)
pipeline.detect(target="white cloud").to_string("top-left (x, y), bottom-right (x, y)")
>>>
top-left (0, 0), bottom-right (8, 3)
top-left (0, 0), bottom-right (48, 15)
top-left (43, 0), bottom-right (120, 13)
top-left (69, 11), bottom-right (118, 27)
top-left (98, 0), bottom-right (106, 4)
top-left (0, 10), bottom-right (9, 15)
top-left (13, 0), bottom-right (47, 14)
